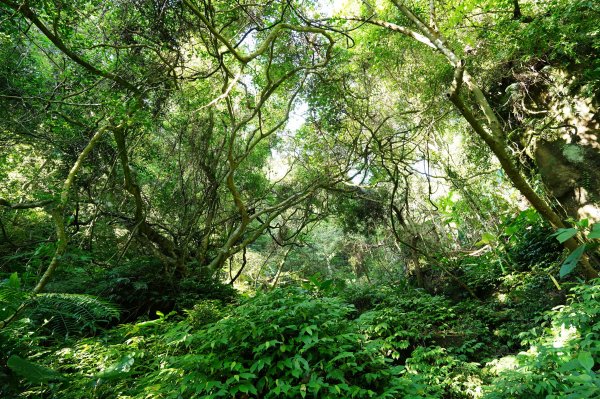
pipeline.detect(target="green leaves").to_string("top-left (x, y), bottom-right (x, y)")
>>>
top-left (96, 354), bottom-right (135, 380)
top-left (551, 228), bottom-right (578, 243)
top-left (7, 355), bottom-right (63, 384)
top-left (109, 287), bottom-right (437, 399)
top-left (550, 221), bottom-right (600, 278)
top-left (577, 351), bottom-right (594, 371)
top-left (476, 232), bottom-right (497, 246)
top-left (0, 272), bottom-right (28, 321)
top-left (588, 223), bottom-right (600, 239)
top-left (7, 272), bottom-right (20, 289)
top-left (30, 293), bottom-right (120, 335)
top-left (12, 279), bottom-right (600, 399)
top-left (488, 280), bottom-right (600, 398)
top-left (560, 244), bottom-right (586, 278)
top-left (238, 382), bottom-right (258, 395)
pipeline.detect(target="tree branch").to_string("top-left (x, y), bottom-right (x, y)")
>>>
top-left (183, 0), bottom-right (334, 65)
top-left (0, 198), bottom-right (54, 209)
top-left (0, 0), bottom-right (140, 95)
top-left (344, 17), bottom-right (436, 49)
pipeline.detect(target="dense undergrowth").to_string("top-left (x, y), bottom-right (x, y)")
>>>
top-left (1, 185), bottom-right (598, 399)
top-left (2, 244), bottom-right (600, 398)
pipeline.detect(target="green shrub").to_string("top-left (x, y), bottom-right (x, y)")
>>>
top-left (406, 346), bottom-right (483, 399)
top-left (160, 288), bottom-right (429, 398)
top-left (185, 299), bottom-right (227, 328)
top-left (485, 279), bottom-right (600, 398)
top-left (505, 223), bottom-right (562, 273)
top-left (88, 258), bottom-right (238, 320)
top-left (357, 289), bottom-right (488, 362)
top-left (339, 283), bottom-right (399, 314)
top-left (13, 288), bottom-right (440, 399)
top-left (19, 280), bottom-right (600, 399)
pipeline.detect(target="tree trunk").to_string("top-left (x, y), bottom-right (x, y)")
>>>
top-left (386, 0), bottom-right (598, 279)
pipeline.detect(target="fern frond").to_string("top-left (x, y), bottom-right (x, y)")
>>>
top-left (31, 293), bottom-right (120, 336)
top-left (0, 273), bottom-right (28, 320)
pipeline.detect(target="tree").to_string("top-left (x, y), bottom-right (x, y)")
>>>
top-left (0, 0), bottom-right (350, 328)
top-left (332, 0), bottom-right (597, 278)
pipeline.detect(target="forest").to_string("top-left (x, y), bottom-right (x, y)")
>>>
top-left (1, 0), bottom-right (599, 397)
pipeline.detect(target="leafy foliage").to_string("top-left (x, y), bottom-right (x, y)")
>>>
top-left (29, 293), bottom-right (120, 337)
top-left (356, 289), bottom-right (489, 362)
top-left (1, 0), bottom-right (600, 398)
top-left (8, 288), bottom-right (427, 398)
top-left (66, 258), bottom-right (238, 321)
top-left (0, 272), bottom-right (27, 321)
top-left (551, 221), bottom-right (600, 278)
top-left (7, 355), bottom-right (63, 384)
top-left (6, 275), bottom-right (600, 399)
top-left (486, 280), bottom-right (600, 398)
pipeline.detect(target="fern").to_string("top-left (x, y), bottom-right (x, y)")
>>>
top-left (0, 273), bottom-right (28, 320)
top-left (2, 273), bottom-right (119, 336)
top-left (31, 293), bottom-right (120, 336)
